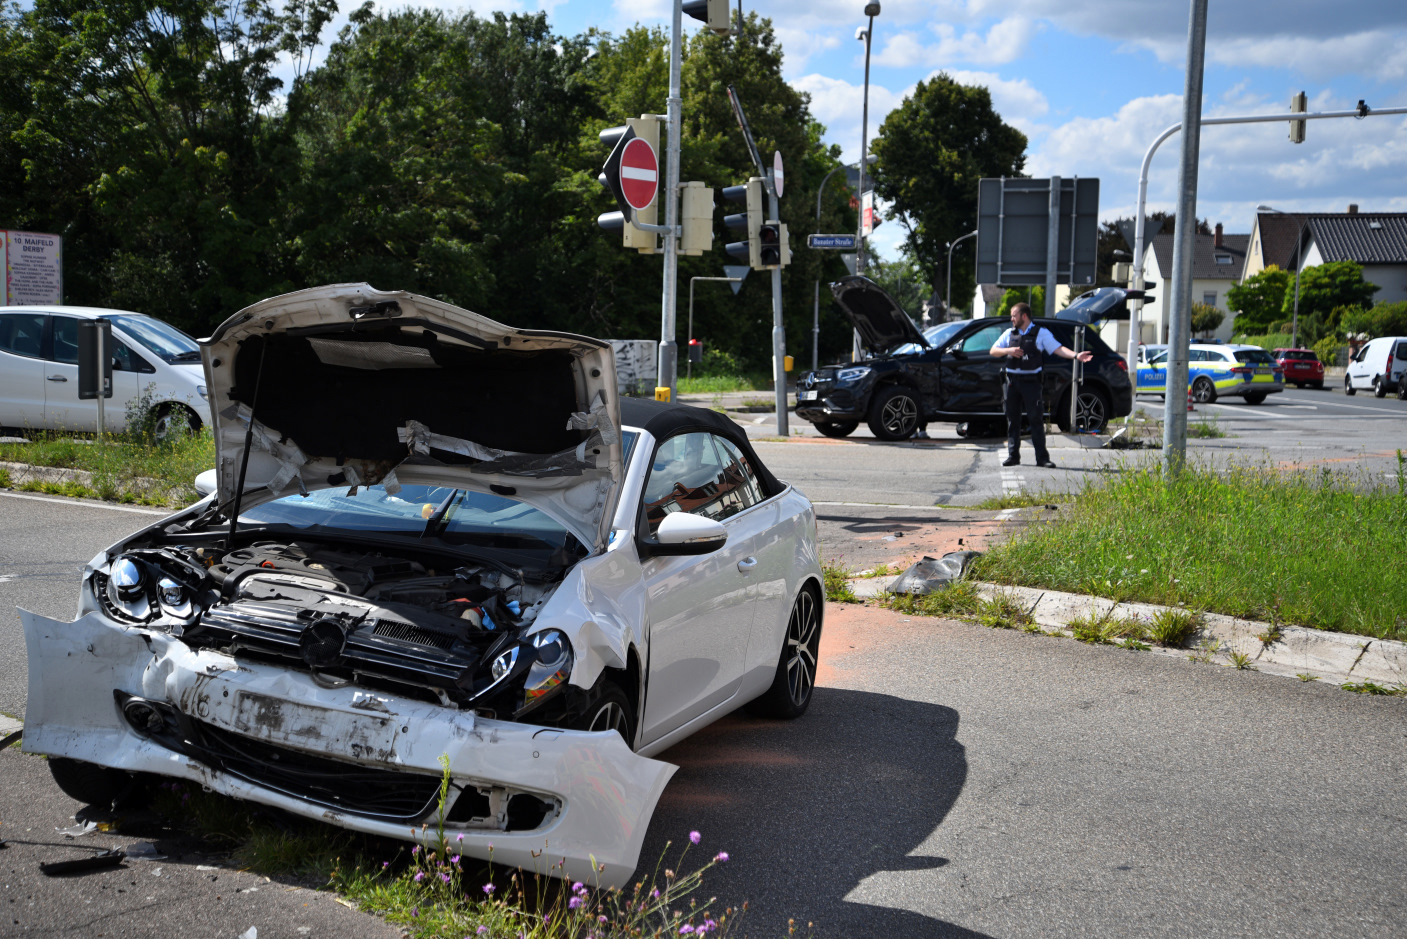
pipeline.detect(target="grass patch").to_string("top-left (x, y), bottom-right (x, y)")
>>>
top-left (0, 428), bottom-right (214, 507)
top-left (974, 492), bottom-right (1060, 510)
top-left (972, 458), bottom-right (1407, 641)
top-left (856, 563), bottom-right (899, 579)
top-left (880, 582), bottom-right (1034, 630)
top-left (822, 562), bottom-right (859, 603)
top-left (677, 374), bottom-right (770, 394)
top-left (144, 761), bottom-right (745, 938)
top-left (1187, 414), bottom-right (1227, 439)
top-left (1341, 681), bottom-right (1407, 697)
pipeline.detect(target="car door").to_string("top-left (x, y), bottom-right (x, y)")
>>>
top-left (638, 431), bottom-right (759, 743)
top-left (42, 315), bottom-right (98, 432)
top-left (1347, 341), bottom-right (1372, 388)
top-left (1137, 351), bottom-right (1167, 393)
top-left (108, 336), bottom-right (156, 426)
top-left (0, 312), bottom-right (50, 429)
top-left (938, 322), bottom-right (1008, 414)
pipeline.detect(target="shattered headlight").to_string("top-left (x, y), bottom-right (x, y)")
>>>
top-left (521, 629), bottom-right (572, 709)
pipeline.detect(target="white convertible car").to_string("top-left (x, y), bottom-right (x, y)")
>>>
top-left (20, 285), bottom-right (823, 887)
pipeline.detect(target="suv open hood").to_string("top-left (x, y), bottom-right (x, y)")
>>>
top-left (829, 275), bottom-right (929, 356)
top-left (202, 285), bottom-right (622, 550)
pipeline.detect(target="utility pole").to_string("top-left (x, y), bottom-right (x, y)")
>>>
top-left (656, 0), bottom-right (685, 402)
top-left (1162, 0), bottom-right (1208, 472)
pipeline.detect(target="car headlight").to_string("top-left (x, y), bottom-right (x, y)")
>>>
top-left (836, 366), bottom-right (871, 382)
top-left (197, 385), bottom-right (208, 399)
top-left (521, 629), bottom-right (573, 708)
top-left (490, 645), bottom-right (519, 681)
top-left (104, 556), bottom-right (152, 621)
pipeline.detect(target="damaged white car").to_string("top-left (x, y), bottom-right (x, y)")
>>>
top-left (20, 285), bottom-right (823, 887)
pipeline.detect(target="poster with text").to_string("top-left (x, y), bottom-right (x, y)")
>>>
top-left (3, 230), bottom-right (63, 305)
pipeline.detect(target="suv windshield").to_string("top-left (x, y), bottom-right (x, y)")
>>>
top-left (108, 314), bottom-right (201, 364)
top-left (1235, 349), bottom-right (1276, 366)
top-left (240, 484), bottom-right (572, 553)
top-left (890, 321), bottom-right (966, 355)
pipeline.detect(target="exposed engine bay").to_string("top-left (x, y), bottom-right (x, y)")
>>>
top-left (92, 538), bottom-right (577, 718)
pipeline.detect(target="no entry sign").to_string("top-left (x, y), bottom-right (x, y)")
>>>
top-left (619, 138), bottom-right (659, 212)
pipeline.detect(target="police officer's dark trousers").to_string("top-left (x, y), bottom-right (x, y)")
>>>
top-left (1003, 372), bottom-right (1048, 463)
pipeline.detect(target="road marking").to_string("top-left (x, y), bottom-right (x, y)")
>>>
top-left (812, 501), bottom-right (958, 511)
top-left (0, 490), bottom-right (168, 515)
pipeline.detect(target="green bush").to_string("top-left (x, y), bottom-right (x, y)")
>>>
top-left (1232, 332), bottom-right (1293, 351)
top-left (1313, 335), bottom-right (1345, 367)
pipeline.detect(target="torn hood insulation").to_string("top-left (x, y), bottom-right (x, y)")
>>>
top-left (202, 284), bottom-right (623, 549)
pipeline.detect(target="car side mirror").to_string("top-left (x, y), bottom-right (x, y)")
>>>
top-left (194, 468), bottom-right (217, 498)
top-left (947, 345), bottom-right (967, 359)
top-left (638, 512), bottom-right (728, 558)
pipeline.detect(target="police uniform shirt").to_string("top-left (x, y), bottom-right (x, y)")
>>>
top-left (997, 323), bottom-right (1062, 374)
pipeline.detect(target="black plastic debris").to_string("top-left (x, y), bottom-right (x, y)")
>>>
top-left (888, 551), bottom-right (982, 596)
top-left (40, 848), bottom-right (126, 876)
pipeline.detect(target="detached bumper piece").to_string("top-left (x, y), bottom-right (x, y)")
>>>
top-left (23, 610), bottom-right (676, 888)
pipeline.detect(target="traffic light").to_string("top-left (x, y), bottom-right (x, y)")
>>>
top-left (682, 0), bottom-right (730, 35)
top-left (1289, 90), bottom-right (1307, 144)
top-left (679, 181), bottom-right (715, 256)
top-left (758, 221), bottom-right (791, 269)
top-left (597, 116), bottom-right (660, 253)
top-left (722, 177), bottom-right (765, 268)
top-left (688, 338), bottom-right (704, 363)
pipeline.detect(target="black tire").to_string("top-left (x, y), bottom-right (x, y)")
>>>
top-left (48, 757), bottom-right (132, 807)
top-left (571, 680), bottom-right (635, 747)
top-left (1243, 392), bottom-right (1267, 404)
top-left (1373, 377), bottom-right (1387, 398)
top-left (1398, 380), bottom-right (1407, 401)
top-left (1344, 374), bottom-right (1356, 396)
top-left (814, 420), bottom-right (858, 439)
top-left (1311, 380), bottom-right (1324, 389)
top-left (1056, 386), bottom-right (1111, 433)
top-left (154, 404), bottom-right (203, 441)
top-left (866, 386), bottom-right (920, 441)
top-left (1191, 377), bottom-right (1217, 404)
top-left (747, 586), bottom-right (822, 720)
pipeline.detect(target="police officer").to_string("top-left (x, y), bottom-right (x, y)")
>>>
top-left (989, 302), bottom-right (1092, 468)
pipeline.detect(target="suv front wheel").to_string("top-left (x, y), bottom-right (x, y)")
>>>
top-left (867, 386), bottom-right (920, 440)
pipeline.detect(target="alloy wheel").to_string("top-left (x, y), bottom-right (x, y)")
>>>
top-left (1075, 391), bottom-right (1107, 431)
top-left (587, 701), bottom-right (629, 737)
top-left (784, 590), bottom-right (820, 708)
top-left (880, 394), bottom-right (918, 436)
top-left (1192, 378), bottom-right (1216, 404)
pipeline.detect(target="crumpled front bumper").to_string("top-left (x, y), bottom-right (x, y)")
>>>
top-left (21, 610), bottom-right (675, 888)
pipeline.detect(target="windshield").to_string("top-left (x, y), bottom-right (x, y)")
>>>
top-left (890, 321), bottom-right (967, 355)
top-left (1235, 349), bottom-right (1276, 366)
top-left (239, 483), bottom-right (572, 553)
top-left (1278, 350), bottom-right (1315, 361)
top-left (108, 314), bottom-right (201, 364)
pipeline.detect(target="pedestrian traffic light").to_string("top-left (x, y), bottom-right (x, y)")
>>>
top-left (679, 182), bottom-right (715, 256)
top-left (682, 0), bottom-right (730, 35)
top-left (1289, 90), bottom-right (1307, 144)
top-left (758, 221), bottom-right (790, 269)
top-left (722, 177), bottom-right (765, 268)
top-left (597, 116), bottom-right (660, 254)
top-left (688, 338), bottom-right (704, 363)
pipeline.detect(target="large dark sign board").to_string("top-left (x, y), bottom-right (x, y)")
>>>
top-left (975, 177), bottom-right (1099, 287)
top-left (77, 318), bottom-right (112, 400)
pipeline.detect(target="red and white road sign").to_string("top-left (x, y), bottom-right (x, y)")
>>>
top-left (619, 137), bottom-right (659, 212)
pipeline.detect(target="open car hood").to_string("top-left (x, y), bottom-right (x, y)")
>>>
top-left (829, 275), bottom-right (928, 356)
top-left (1057, 287), bottom-right (1136, 325)
top-left (202, 284), bottom-right (622, 550)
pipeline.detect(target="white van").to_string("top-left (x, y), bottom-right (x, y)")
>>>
top-left (0, 306), bottom-right (211, 435)
top-left (1344, 336), bottom-right (1407, 398)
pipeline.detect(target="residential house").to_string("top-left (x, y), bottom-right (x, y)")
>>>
top-left (1246, 206), bottom-right (1407, 306)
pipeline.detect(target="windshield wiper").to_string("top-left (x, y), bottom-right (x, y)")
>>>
top-left (420, 489), bottom-right (462, 539)
top-left (170, 351), bottom-right (202, 363)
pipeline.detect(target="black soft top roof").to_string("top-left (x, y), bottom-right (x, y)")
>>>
top-left (619, 398), bottom-right (784, 497)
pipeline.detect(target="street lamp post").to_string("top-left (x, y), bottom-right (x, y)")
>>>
top-left (1256, 205), bottom-right (1307, 349)
top-left (946, 229), bottom-right (977, 319)
top-left (813, 156), bottom-right (875, 370)
top-left (855, 3), bottom-right (880, 276)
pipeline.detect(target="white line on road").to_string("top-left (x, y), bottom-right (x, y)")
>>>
top-left (0, 490), bottom-right (168, 515)
top-left (812, 501), bottom-right (958, 511)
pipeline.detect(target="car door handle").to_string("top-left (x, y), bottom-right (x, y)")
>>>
top-left (737, 557), bottom-right (757, 573)
top-left (46, 375), bottom-right (68, 382)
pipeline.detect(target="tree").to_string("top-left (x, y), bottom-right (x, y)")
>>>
top-left (869, 74), bottom-right (1026, 313)
top-left (1226, 266), bottom-right (1290, 332)
top-left (1190, 302), bottom-right (1224, 337)
top-left (995, 286), bottom-right (1043, 318)
top-left (867, 249), bottom-right (928, 322)
top-left (1284, 260), bottom-right (1377, 322)
top-left (1342, 301), bottom-right (1407, 339)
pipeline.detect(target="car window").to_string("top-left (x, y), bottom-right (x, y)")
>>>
top-left (107, 313), bottom-right (201, 363)
top-left (50, 315), bottom-right (80, 364)
top-left (642, 431), bottom-right (759, 535)
top-left (1189, 349), bottom-right (1207, 362)
top-left (112, 338), bottom-right (155, 373)
top-left (1396, 342), bottom-right (1407, 360)
top-left (713, 436), bottom-right (764, 510)
top-left (1150, 351), bottom-right (1168, 366)
top-left (1235, 349), bottom-right (1275, 366)
top-left (0, 313), bottom-right (46, 358)
top-left (961, 323), bottom-right (1007, 354)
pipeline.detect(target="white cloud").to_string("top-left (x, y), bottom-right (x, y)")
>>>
top-left (791, 73), bottom-right (911, 165)
top-left (878, 17), bottom-right (1035, 68)
top-left (939, 69), bottom-right (1049, 133)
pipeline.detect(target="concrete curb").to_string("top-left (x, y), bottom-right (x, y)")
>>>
top-left (0, 460), bottom-right (188, 505)
top-left (848, 577), bottom-right (1405, 689)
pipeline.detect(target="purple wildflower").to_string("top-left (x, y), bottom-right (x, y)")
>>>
top-left (569, 896), bottom-right (583, 910)
top-left (477, 927), bottom-right (489, 936)
top-left (412, 845), bottom-right (420, 856)
top-left (689, 831), bottom-right (701, 845)
top-left (680, 926), bottom-right (695, 935)
top-left (413, 871), bottom-right (425, 883)
top-left (713, 852), bottom-right (729, 863)
top-left (382, 861), bottom-right (390, 869)
top-left (599, 915), bottom-right (608, 923)
top-left (482, 883), bottom-right (496, 895)
top-left (573, 881), bottom-right (585, 893)
top-left (451, 855), bottom-right (461, 864)
top-left (440, 873), bottom-right (452, 884)
top-left (457, 833), bottom-right (465, 843)
top-left (651, 889), bottom-right (660, 899)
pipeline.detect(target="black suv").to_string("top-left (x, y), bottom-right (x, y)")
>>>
top-left (795, 276), bottom-right (1134, 440)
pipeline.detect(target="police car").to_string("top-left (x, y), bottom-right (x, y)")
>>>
top-left (1136, 343), bottom-right (1285, 404)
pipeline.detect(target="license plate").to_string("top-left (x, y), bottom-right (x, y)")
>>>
top-left (1255, 368), bottom-right (1273, 376)
top-left (799, 390), bottom-right (818, 401)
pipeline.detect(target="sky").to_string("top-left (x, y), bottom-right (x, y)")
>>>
top-left (310, 0), bottom-right (1407, 264)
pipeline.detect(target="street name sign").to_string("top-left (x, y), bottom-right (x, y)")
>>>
top-left (807, 234), bottom-right (857, 250)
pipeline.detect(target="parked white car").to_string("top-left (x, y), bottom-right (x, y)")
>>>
top-left (20, 284), bottom-right (824, 887)
top-left (1344, 336), bottom-right (1407, 398)
top-left (0, 306), bottom-right (210, 434)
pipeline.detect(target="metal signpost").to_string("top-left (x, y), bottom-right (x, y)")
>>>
top-left (975, 177), bottom-right (1100, 301)
top-left (77, 318), bottom-right (113, 440)
top-left (687, 274), bottom-right (745, 378)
